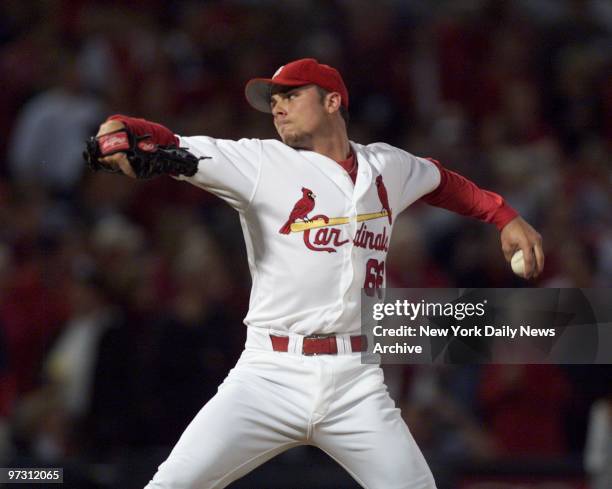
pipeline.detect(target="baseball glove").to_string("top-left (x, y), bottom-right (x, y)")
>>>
top-left (83, 128), bottom-right (200, 179)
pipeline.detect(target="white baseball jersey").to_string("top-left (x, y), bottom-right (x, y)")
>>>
top-left (176, 136), bottom-right (440, 335)
top-left (148, 136), bottom-right (439, 489)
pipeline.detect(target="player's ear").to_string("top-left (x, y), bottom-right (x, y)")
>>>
top-left (325, 92), bottom-right (342, 114)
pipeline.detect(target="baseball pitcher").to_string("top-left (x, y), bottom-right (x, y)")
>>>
top-left (84, 58), bottom-right (544, 489)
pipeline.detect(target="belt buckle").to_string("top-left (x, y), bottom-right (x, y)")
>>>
top-left (303, 333), bottom-right (336, 356)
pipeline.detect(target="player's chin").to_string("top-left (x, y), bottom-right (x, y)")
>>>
top-left (280, 132), bottom-right (310, 150)
top-left (280, 134), bottom-right (298, 147)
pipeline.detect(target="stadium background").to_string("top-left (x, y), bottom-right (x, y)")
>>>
top-left (0, 0), bottom-right (610, 488)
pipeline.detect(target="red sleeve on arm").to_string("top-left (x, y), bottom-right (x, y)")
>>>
top-left (420, 158), bottom-right (518, 231)
top-left (106, 114), bottom-right (179, 147)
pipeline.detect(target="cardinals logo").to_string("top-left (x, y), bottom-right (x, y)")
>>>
top-left (279, 178), bottom-right (392, 253)
top-left (375, 175), bottom-right (392, 225)
top-left (279, 187), bottom-right (316, 234)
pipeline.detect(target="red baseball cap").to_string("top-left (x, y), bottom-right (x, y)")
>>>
top-left (245, 58), bottom-right (349, 113)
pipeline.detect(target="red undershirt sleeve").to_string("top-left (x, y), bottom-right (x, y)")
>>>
top-left (106, 114), bottom-right (179, 147)
top-left (420, 158), bottom-right (518, 231)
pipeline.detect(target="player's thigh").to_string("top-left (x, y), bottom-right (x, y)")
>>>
top-left (145, 352), bottom-right (308, 489)
top-left (313, 382), bottom-right (436, 489)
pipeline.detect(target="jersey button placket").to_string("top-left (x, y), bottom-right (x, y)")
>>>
top-left (343, 200), bottom-right (358, 307)
top-left (334, 201), bottom-right (356, 324)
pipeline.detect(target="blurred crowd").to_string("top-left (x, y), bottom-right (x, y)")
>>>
top-left (0, 0), bottom-right (610, 487)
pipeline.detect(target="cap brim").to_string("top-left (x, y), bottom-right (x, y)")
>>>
top-left (245, 78), bottom-right (309, 113)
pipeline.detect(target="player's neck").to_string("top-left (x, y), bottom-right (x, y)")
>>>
top-left (311, 125), bottom-right (351, 163)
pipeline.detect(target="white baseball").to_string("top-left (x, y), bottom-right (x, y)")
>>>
top-left (511, 249), bottom-right (526, 277)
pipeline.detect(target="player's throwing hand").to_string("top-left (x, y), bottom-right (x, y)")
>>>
top-left (500, 216), bottom-right (544, 279)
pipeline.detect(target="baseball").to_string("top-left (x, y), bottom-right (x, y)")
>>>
top-left (511, 250), bottom-right (526, 277)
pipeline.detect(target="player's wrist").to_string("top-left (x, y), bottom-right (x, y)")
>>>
top-left (495, 204), bottom-right (519, 232)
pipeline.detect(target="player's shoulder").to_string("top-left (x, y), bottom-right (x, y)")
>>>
top-left (259, 139), bottom-right (311, 156)
top-left (353, 141), bottom-right (420, 162)
top-left (259, 138), bottom-right (287, 148)
top-left (259, 138), bottom-right (297, 150)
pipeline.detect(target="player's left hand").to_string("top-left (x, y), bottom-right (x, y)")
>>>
top-left (83, 119), bottom-right (200, 180)
top-left (500, 216), bottom-right (544, 279)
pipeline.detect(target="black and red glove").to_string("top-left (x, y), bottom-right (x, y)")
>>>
top-left (83, 125), bottom-right (200, 179)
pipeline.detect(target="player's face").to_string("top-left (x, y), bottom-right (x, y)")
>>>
top-left (270, 85), bottom-right (329, 149)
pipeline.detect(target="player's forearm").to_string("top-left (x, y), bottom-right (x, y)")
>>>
top-left (421, 158), bottom-right (518, 231)
top-left (104, 114), bottom-right (179, 146)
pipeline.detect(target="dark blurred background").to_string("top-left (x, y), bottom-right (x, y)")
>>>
top-left (0, 0), bottom-right (610, 488)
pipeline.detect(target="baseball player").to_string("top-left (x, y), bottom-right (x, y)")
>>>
top-left (88, 58), bottom-right (544, 489)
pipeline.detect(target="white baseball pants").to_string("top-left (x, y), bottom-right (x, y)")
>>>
top-left (144, 327), bottom-right (436, 489)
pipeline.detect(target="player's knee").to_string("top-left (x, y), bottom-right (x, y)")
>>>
top-left (368, 469), bottom-right (436, 489)
top-left (359, 452), bottom-right (436, 489)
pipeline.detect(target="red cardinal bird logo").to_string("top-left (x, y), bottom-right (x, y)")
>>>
top-left (279, 187), bottom-right (316, 234)
top-left (375, 175), bottom-right (392, 225)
